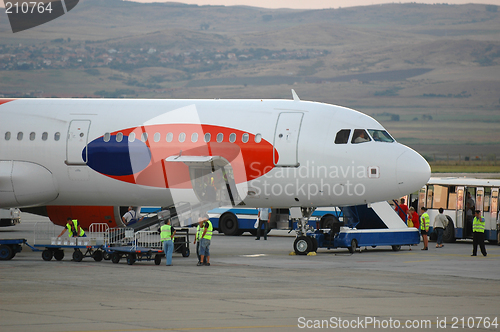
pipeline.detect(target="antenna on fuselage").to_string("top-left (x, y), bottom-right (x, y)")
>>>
top-left (291, 89), bottom-right (300, 102)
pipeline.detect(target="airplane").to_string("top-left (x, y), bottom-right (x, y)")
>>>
top-left (0, 91), bottom-right (430, 234)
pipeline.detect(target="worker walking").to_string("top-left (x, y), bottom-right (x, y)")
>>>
top-left (58, 217), bottom-right (85, 238)
top-left (420, 207), bottom-right (429, 250)
top-left (160, 219), bottom-right (176, 266)
top-left (255, 207), bottom-right (272, 240)
top-left (471, 210), bottom-right (487, 257)
top-left (198, 214), bottom-right (212, 266)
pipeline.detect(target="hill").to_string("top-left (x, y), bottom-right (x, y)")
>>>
top-left (0, 0), bottom-right (499, 160)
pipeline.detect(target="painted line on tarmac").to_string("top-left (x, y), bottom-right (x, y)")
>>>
top-left (240, 254), bottom-right (268, 257)
top-left (69, 324), bottom-right (295, 331)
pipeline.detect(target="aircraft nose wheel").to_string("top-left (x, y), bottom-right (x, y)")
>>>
top-left (294, 236), bottom-right (312, 255)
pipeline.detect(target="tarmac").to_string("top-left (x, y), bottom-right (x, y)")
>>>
top-left (1, 214), bottom-right (499, 332)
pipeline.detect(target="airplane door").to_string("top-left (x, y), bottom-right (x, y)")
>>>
top-left (66, 120), bottom-right (91, 165)
top-left (273, 112), bottom-right (303, 167)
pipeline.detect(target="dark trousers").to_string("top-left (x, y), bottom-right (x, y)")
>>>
top-left (472, 232), bottom-right (487, 256)
top-left (436, 228), bottom-right (444, 245)
top-left (256, 220), bottom-right (268, 240)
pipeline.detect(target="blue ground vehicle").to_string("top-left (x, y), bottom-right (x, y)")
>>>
top-left (208, 207), bottom-right (341, 236)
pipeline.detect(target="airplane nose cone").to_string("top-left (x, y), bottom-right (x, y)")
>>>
top-left (396, 148), bottom-right (431, 196)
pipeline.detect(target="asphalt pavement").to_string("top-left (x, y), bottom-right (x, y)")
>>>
top-left (1, 214), bottom-right (499, 332)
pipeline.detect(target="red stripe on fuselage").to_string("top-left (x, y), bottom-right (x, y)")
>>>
top-left (102, 124), bottom-right (276, 188)
top-left (0, 99), bottom-right (16, 106)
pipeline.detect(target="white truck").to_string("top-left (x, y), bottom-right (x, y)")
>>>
top-left (0, 208), bottom-right (21, 227)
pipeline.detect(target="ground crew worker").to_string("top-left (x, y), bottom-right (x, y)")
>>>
top-left (420, 207), bottom-right (429, 250)
top-left (471, 210), bottom-right (487, 257)
top-left (198, 215), bottom-right (212, 266)
top-left (57, 218), bottom-right (85, 238)
top-left (160, 219), bottom-right (176, 266)
top-left (193, 217), bottom-right (206, 264)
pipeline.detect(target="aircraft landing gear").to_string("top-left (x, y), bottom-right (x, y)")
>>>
top-left (292, 207), bottom-right (316, 255)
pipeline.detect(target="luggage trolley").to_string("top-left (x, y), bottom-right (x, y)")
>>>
top-left (33, 222), bottom-right (108, 262)
top-left (105, 228), bottom-right (191, 265)
top-left (0, 238), bottom-right (38, 260)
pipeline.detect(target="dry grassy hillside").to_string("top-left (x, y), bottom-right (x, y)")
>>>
top-left (0, 0), bottom-right (499, 161)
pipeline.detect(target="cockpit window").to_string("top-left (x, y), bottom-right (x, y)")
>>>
top-left (368, 129), bottom-right (394, 142)
top-left (334, 129), bottom-right (351, 144)
top-left (351, 129), bottom-right (371, 144)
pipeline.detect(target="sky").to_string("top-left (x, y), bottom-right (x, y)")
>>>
top-left (127, 0), bottom-right (500, 9)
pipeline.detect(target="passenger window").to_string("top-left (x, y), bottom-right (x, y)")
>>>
top-left (179, 132), bottom-right (186, 143)
top-left (116, 132), bottom-right (123, 143)
top-left (54, 132), bottom-right (60, 141)
top-left (30, 132), bottom-right (35, 141)
top-left (103, 133), bottom-right (111, 142)
top-left (367, 129), bottom-right (394, 142)
top-left (484, 188), bottom-right (491, 212)
top-left (242, 133), bottom-right (249, 143)
top-left (334, 129), bottom-right (350, 144)
top-left (216, 133), bottom-right (223, 143)
top-left (5, 132), bottom-right (11, 140)
top-left (204, 133), bottom-right (211, 143)
top-left (42, 132), bottom-right (48, 141)
top-left (141, 133), bottom-right (148, 142)
top-left (154, 132), bottom-right (160, 143)
top-left (17, 132), bottom-right (23, 141)
top-left (255, 133), bottom-right (262, 143)
top-left (229, 133), bottom-right (236, 143)
top-left (432, 185), bottom-right (448, 210)
top-left (191, 133), bottom-right (198, 143)
top-left (166, 132), bottom-right (173, 142)
top-left (351, 129), bottom-right (371, 144)
top-left (128, 132), bottom-right (136, 142)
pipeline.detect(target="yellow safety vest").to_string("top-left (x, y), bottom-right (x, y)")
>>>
top-left (420, 213), bottom-right (429, 231)
top-left (160, 224), bottom-right (173, 242)
top-left (67, 219), bottom-right (84, 237)
top-left (202, 220), bottom-right (213, 240)
top-left (472, 216), bottom-right (485, 233)
top-left (196, 225), bottom-right (203, 241)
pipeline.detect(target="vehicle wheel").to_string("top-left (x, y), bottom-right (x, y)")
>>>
top-left (92, 250), bottom-right (103, 262)
top-left (111, 253), bottom-right (121, 264)
top-left (103, 252), bottom-right (111, 260)
top-left (443, 217), bottom-right (456, 243)
top-left (348, 239), bottom-right (358, 254)
top-left (54, 250), bottom-right (64, 261)
top-left (310, 237), bottom-right (318, 252)
top-left (127, 254), bottom-right (136, 265)
top-left (219, 213), bottom-right (239, 236)
top-left (392, 245), bottom-right (401, 251)
top-left (293, 236), bottom-right (312, 255)
top-left (154, 254), bottom-right (162, 265)
top-left (72, 250), bottom-right (84, 262)
top-left (320, 214), bottom-right (339, 229)
top-left (42, 249), bottom-right (53, 261)
top-left (181, 245), bottom-right (190, 257)
top-left (0, 245), bottom-right (13, 260)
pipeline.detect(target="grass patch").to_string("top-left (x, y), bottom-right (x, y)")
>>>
top-left (431, 164), bottom-right (500, 173)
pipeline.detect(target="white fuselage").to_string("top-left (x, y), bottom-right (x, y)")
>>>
top-left (0, 98), bottom-right (430, 210)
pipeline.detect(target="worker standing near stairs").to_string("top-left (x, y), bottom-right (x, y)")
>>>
top-left (160, 219), bottom-right (176, 266)
top-left (197, 214), bottom-right (212, 266)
